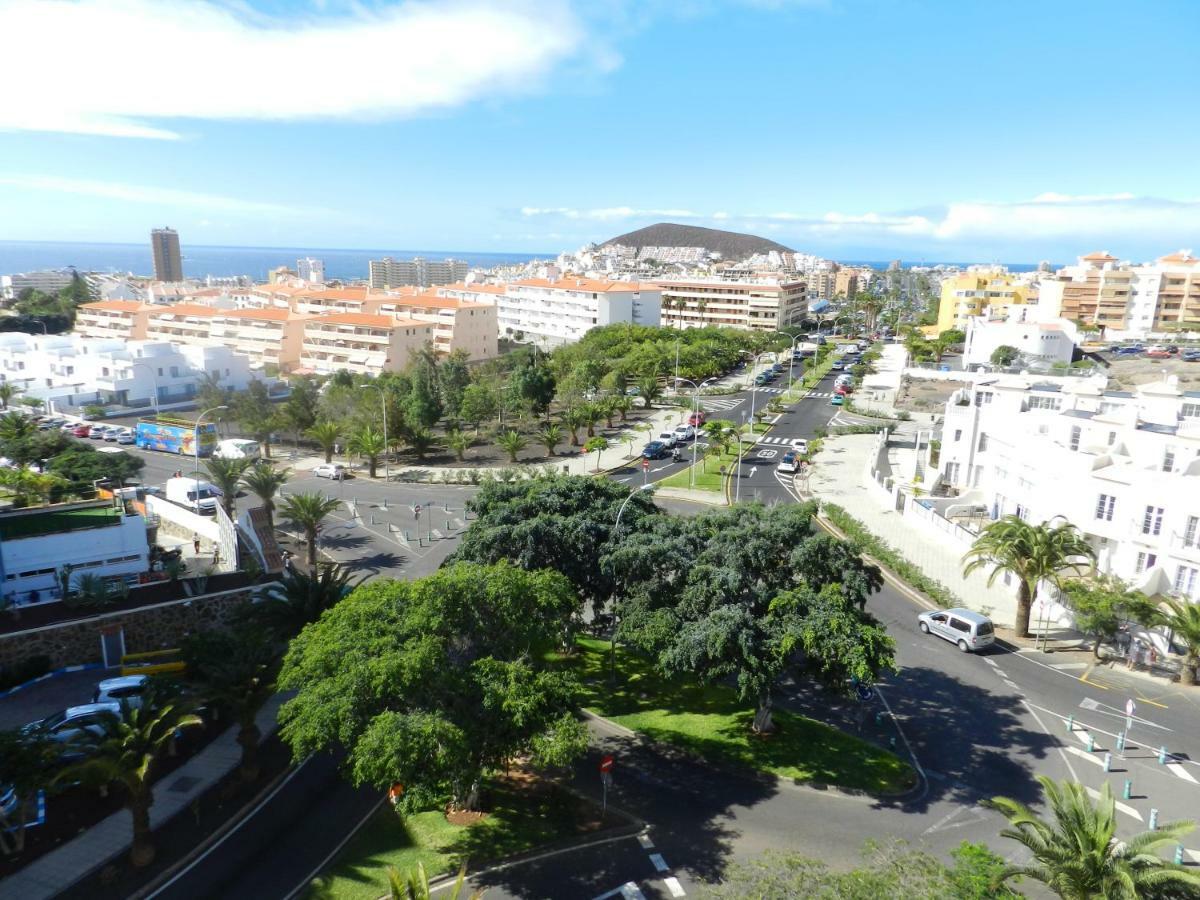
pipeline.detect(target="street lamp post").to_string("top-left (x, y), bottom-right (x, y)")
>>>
top-left (774, 331), bottom-right (803, 396)
top-left (610, 484), bottom-right (654, 683)
top-left (363, 384), bottom-right (389, 482)
top-left (130, 362), bottom-right (161, 418)
top-left (729, 427), bottom-right (744, 503)
top-left (746, 351), bottom-right (775, 437)
top-left (673, 377), bottom-right (717, 488)
top-left (195, 405), bottom-right (227, 518)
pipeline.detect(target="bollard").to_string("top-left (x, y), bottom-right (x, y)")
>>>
top-left (405, 530), bottom-right (412, 543)
top-left (1087, 734), bottom-right (1095, 752)
top-left (875, 711), bottom-right (884, 726)
top-left (889, 736), bottom-right (897, 749)
top-left (1176, 844), bottom-right (1185, 865)
top-left (381, 497), bottom-right (388, 510)
top-left (1117, 731), bottom-right (1126, 752)
top-left (1159, 746), bottom-right (1169, 764)
top-left (1150, 808), bottom-right (1159, 831)
top-left (1104, 752), bottom-right (1112, 772)
top-left (444, 502), bottom-right (450, 512)
top-left (1123, 779), bottom-right (1132, 800)
top-left (1066, 714), bottom-right (1074, 732)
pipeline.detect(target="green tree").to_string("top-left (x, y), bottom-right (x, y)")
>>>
top-left (232, 379), bottom-right (285, 460)
top-left (0, 466), bottom-right (67, 507)
top-left (281, 376), bottom-right (321, 445)
top-left (963, 516), bottom-right (1096, 639)
top-left (404, 424), bottom-right (435, 462)
top-left (513, 357), bottom-right (556, 418)
top-left (278, 563), bottom-right (586, 811)
top-left (307, 421), bottom-right (342, 464)
top-left (45, 443), bottom-right (143, 489)
top-left (349, 425), bottom-right (387, 478)
top-left (57, 694), bottom-right (204, 867)
top-left (446, 428), bottom-right (471, 462)
top-left (1062, 576), bottom-right (1153, 660)
top-left (579, 402), bottom-right (601, 438)
top-left (0, 381), bottom-right (22, 410)
top-left (584, 435), bottom-right (608, 471)
top-left (988, 776), bottom-right (1200, 898)
top-left (459, 383), bottom-right (498, 433)
top-left (1150, 598), bottom-right (1200, 686)
top-left (537, 423), bottom-right (563, 457)
top-left (497, 429), bottom-right (527, 463)
top-left (388, 862), bottom-right (480, 900)
top-left (195, 372), bottom-right (234, 425)
top-left (404, 347), bottom-right (444, 428)
top-left (0, 411), bottom-right (37, 445)
top-left (67, 572), bottom-right (130, 609)
top-left (280, 492), bottom-right (342, 568)
top-left (636, 373), bottom-right (661, 409)
top-left (438, 350), bottom-right (472, 421)
top-left (204, 457), bottom-right (251, 518)
top-left (0, 729), bottom-right (57, 856)
top-left (252, 562), bottom-right (360, 639)
top-left (240, 463), bottom-right (290, 530)
top-left (563, 407), bottom-right (588, 447)
top-left (991, 345), bottom-right (1021, 367)
top-left (183, 627), bottom-right (278, 781)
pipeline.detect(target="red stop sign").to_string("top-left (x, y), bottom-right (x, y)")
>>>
top-left (599, 754), bottom-right (614, 773)
top-left (642, 458), bottom-right (649, 470)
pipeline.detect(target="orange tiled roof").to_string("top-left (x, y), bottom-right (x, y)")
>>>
top-left (309, 312), bottom-right (429, 329)
top-left (1081, 251), bottom-right (1117, 261)
top-left (440, 281), bottom-right (506, 295)
top-left (80, 300), bottom-right (147, 312)
top-left (148, 303), bottom-right (218, 318)
top-left (297, 288), bottom-right (370, 302)
top-left (216, 307), bottom-right (296, 322)
top-left (1159, 251), bottom-right (1198, 266)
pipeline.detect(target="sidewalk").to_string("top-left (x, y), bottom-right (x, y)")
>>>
top-left (1, 694), bottom-right (287, 900)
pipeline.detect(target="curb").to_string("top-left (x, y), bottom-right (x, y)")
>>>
top-left (0, 662), bottom-right (105, 700)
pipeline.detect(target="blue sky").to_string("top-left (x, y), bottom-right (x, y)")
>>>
top-left (0, 0), bottom-right (1197, 262)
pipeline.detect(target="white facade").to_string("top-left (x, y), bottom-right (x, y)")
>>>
top-left (0, 334), bottom-right (253, 413)
top-left (495, 277), bottom-right (662, 346)
top-left (297, 257), bottom-right (325, 283)
top-left (938, 374), bottom-right (1200, 600)
top-left (962, 309), bottom-right (1079, 368)
top-left (1, 270), bottom-right (75, 301)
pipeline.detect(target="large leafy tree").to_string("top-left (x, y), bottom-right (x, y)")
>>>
top-left (604, 503), bottom-right (892, 733)
top-left (988, 776), bottom-right (1200, 898)
top-left (251, 562), bottom-right (361, 638)
top-left (281, 376), bottom-right (321, 444)
top-left (278, 562), bottom-right (586, 811)
top-left (232, 379), bottom-right (286, 460)
top-left (1062, 576), bottom-right (1154, 660)
top-left (404, 346), bottom-right (444, 428)
top-left (450, 475), bottom-right (657, 616)
top-left (57, 694), bottom-right (204, 867)
top-left (438, 349), bottom-right (472, 421)
top-left (280, 492), bottom-right (342, 568)
top-left (963, 517), bottom-right (1096, 639)
top-left (459, 383), bottom-right (498, 432)
top-left (513, 355), bottom-right (556, 419)
top-left (46, 443), bottom-right (143, 490)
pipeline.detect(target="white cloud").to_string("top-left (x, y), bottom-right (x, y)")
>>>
top-left (521, 206), bottom-right (703, 220)
top-left (0, 0), bottom-right (590, 139)
top-left (0, 174), bottom-right (308, 215)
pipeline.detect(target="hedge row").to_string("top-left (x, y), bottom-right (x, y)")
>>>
top-left (819, 502), bottom-right (957, 608)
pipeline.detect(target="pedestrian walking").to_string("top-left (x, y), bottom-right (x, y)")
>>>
top-left (212, 547), bottom-right (220, 566)
top-left (192, 533), bottom-right (201, 554)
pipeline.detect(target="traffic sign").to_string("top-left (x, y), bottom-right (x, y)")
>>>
top-left (599, 754), bottom-right (614, 773)
top-left (1126, 699), bottom-right (1137, 717)
top-left (642, 458), bottom-right (649, 471)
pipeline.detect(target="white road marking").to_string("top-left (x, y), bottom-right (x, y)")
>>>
top-left (1167, 762), bottom-right (1199, 784)
top-left (664, 876), bottom-right (686, 897)
top-left (648, 853), bottom-right (669, 873)
top-left (983, 658), bottom-right (998, 667)
top-left (1084, 786), bottom-right (1144, 821)
top-left (1074, 729), bottom-right (1095, 748)
top-left (1022, 700), bottom-right (1079, 782)
top-left (992, 668), bottom-right (1009, 678)
top-left (1003, 679), bottom-right (1022, 692)
top-left (650, 466), bottom-right (671, 473)
top-left (1065, 745), bottom-right (1105, 768)
top-left (637, 834), bottom-right (655, 849)
top-left (1050, 662), bottom-right (1089, 670)
top-left (592, 883), bottom-right (647, 900)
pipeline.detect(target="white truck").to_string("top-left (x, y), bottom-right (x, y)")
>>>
top-left (165, 477), bottom-right (222, 515)
top-left (212, 439), bottom-right (261, 461)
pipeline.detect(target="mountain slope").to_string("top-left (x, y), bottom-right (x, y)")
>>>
top-left (602, 222), bottom-right (791, 258)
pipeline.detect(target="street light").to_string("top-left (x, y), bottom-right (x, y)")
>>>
top-left (745, 352), bottom-right (775, 438)
top-left (129, 362), bottom-right (161, 418)
top-left (774, 331), bottom-right (803, 396)
top-left (673, 376), bottom-right (718, 488)
top-left (362, 383), bottom-right (389, 482)
top-left (195, 405), bottom-right (227, 519)
top-left (728, 426), bottom-right (744, 503)
top-left (610, 483), bottom-right (654, 682)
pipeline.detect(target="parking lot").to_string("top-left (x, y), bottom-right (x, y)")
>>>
top-left (1096, 345), bottom-right (1200, 390)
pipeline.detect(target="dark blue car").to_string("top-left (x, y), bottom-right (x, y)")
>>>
top-left (642, 441), bottom-right (668, 460)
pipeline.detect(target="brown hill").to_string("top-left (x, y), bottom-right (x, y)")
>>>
top-left (603, 222), bottom-right (791, 259)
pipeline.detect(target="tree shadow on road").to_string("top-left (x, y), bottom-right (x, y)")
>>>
top-left (340, 550), bottom-right (407, 576)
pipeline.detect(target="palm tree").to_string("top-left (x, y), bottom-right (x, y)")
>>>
top-left (349, 425), bottom-right (386, 478)
top-left (240, 463), bottom-right (290, 530)
top-left (580, 402), bottom-right (601, 438)
top-left (614, 394), bottom-right (633, 423)
top-left (182, 627), bottom-right (278, 781)
top-left (988, 776), bottom-right (1200, 899)
top-left (636, 374), bottom-right (661, 410)
top-left (0, 411), bottom-right (36, 444)
top-left (564, 407), bottom-right (587, 447)
top-left (253, 562), bottom-right (359, 638)
top-left (537, 423), bottom-right (563, 457)
top-left (405, 425), bottom-right (435, 462)
top-left (445, 428), bottom-right (471, 462)
top-left (584, 436), bottom-right (608, 472)
top-left (204, 457), bottom-right (250, 518)
top-left (307, 421), bottom-right (342, 464)
top-left (388, 862), bottom-right (480, 900)
top-left (0, 381), bottom-right (22, 410)
top-left (497, 429), bottom-right (527, 463)
top-left (0, 729), bottom-right (56, 856)
top-left (67, 572), bottom-right (129, 609)
top-left (57, 695), bottom-right (204, 867)
top-left (598, 395), bottom-right (619, 428)
top-left (1152, 598), bottom-right (1200, 686)
top-left (963, 516), bottom-right (1096, 639)
top-left (280, 492), bottom-right (342, 568)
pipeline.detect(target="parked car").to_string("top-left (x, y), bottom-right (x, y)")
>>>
top-left (313, 463), bottom-right (347, 479)
top-left (71, 423), bottom-right (92, 437)
top-left (672, 424), bottom-right (696, 442)
top-left (92, 674), bottom-right (149, 709)
top-left (1165, 345), bottom-right (1180, 354)
top-left (641, 441), bottom-right (668, 460)
top-left (1146, 349), bottom-right (1172, 359)
top-left (830, 394), bottom-right (844, 406)
top-left (918, 608), bottom-right (995, 653)
top-left (778, 451), bottom-right (799, 473)
top-left (88, 425), bottom-right (111, 440)
top-left (1116, 346), bottom-right (1143, 356)
top-left (23, 702), bottom-right (123, 761)
top-left (656, 430), bottom-right (679, 448)
top-left (687, 411), bottom-right (706, 427)
top-left (830, 362), bottom-right (844, 371)
top-left (0, 784), bottom-right (16, 819)
top-left (791, 438), bottom-right (809, 454)
top-left (835, 384), bottom-right (851, 396)
top-left (754, 374), bottom-right (770, 386)
top-left (103, 427), bottom-right (122, 442)
top-left (1183, 351), bottom-right (1200, 362)
top-left (115, 428), bottom-right (136, 444)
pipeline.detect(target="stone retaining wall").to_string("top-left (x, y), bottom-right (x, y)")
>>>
top-left (0, 586), bottom-right (256, 671)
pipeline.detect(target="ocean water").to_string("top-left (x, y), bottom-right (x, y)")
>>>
top-left (0, 241), bottom-right (553, 282)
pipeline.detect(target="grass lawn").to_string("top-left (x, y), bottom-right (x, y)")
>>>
top-left (305, 775), bottom-right (604, 900)
top-left (558, 638), bottom-right (915, 795)
top-left (658, 425), bottom-right (769, 493)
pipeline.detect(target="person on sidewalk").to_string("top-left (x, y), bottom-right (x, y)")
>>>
top-left (192, 533), bottom-right (201, 554)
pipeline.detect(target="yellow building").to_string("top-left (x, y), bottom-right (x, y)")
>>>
top-left (935, 269), bottom-right (1031, 334)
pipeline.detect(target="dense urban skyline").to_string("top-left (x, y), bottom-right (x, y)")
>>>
top-left (0, 0), bottom-right (1197, 260)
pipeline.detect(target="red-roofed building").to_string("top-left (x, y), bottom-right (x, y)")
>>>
top-left (76, 300), bottom-right (153, 340)
top-left (376, 289), bottom-right (497, 360)
top-left (300, 313), bottom-right (434, 376)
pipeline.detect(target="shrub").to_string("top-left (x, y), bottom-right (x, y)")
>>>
top-left (820, 503), bottom-right (956, 608)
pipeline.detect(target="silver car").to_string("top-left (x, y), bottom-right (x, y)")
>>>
top-left (918, 607), bottom-right (995, 652)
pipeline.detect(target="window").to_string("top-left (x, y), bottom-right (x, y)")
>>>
top-left (1164, 447), bottom-right (1176, 472)
top-left (944, 462), bottom-right (960, 482)
top-left (1108, 431), bottom-right (1117, 446)
top-left (974, 391), bottom-right (993, 407)
top-left (1069, 425), bottom-right (1082, 451)
top-left (1095, 494), bottom-right (1116, 521)
top-left (949, 618), bottom-right (971, 633)
top-left (1174, 565), bottom-right (1198, 595)
top-left (1143, 505), bottom-right (1164, 536)
top-left (1182, 403), bottom-right (1200, 418)
top-left (1186, 516), bottom-right (1199, 547)
top-left (1136, 551), bottom-right (1158, 572)
top-left (978, 433), bottom-right (989, 451)
top-left (1028, 396), bottom-right (1062, 411)
top-left (954, 429), bottom-right (962, 442)
top-left (1100, 401), bottom-right (1123, 414)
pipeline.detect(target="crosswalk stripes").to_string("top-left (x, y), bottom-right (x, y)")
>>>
top-left (756, 436), bottom-right (800, 445)
top-left (750, 386), bottom-right (786, 395)
top-left (698, 396), bottom-right (745, 412)
top-left (805, 391), bottom-right (833, 398)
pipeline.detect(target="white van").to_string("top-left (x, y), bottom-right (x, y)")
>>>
top-left (213, 439), bottom-right (261, 461)
top-left (165, 477), bottom-right (222, 515)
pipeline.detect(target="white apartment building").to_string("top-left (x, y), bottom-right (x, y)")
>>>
top-left (490, 277), bottom-right (661, 346)
top-left (77, 300), bottom-right (152, 341)
top-left (962, 308), bottom-right (1079, 369)
top-left (656, 279), bottom-right (808, 332)
top-left (297, 257), bottom-right (325, 283)
top-left (368, 257), bottom-right (468, 290)
top-left (0, 334), bottom-right (253, 412)
top-left (1, 270), bottom-right (76, 301)
top-left (938, 373), bottom-right (1200, 599)
top-left (299, 313), bottom-right (433, 376)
